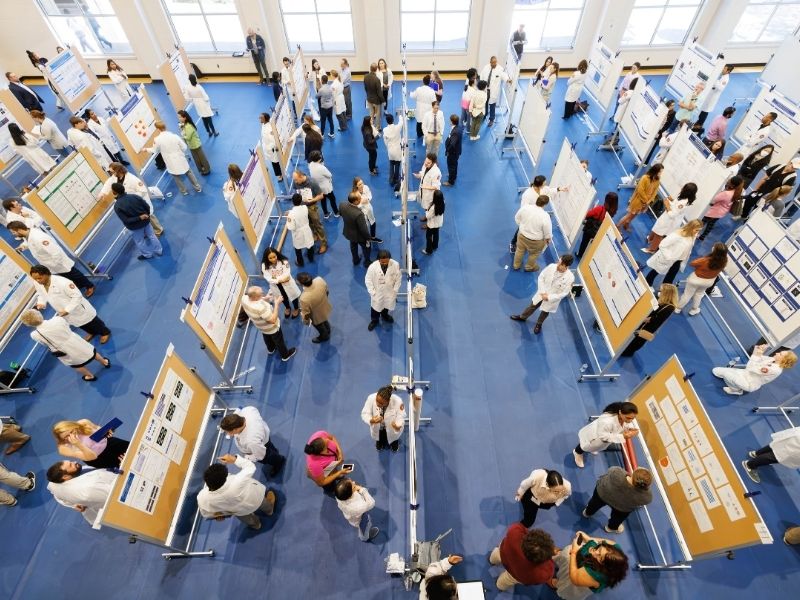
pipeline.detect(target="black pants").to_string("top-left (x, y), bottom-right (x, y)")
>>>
top-left (271, 161), bottom-right (282, 178)
top-left (576, 233), bottom-right (595, 258)
top-left (262, 329), bottom-right (290, 359)
top-left (741, 193), bottom-right (762, 220)
top-left (367, 148), bottom-right (378, 172)
top-left (370, 222), bottom-right (377, 239)
top-left (336, 112), bottom-right (347, 131)
top-left (370, 307), bottom-right (391, 324)
top-left (321, 192), bottom-right (338, 216)
top-left (258, 440), bottom-right (286, 471)
top-left (313, 320), bottom-right (331, 340)
top-left (425, 227), bottom-right (440, 253)
top-left (58, 266), bottom-right (93, 291)
top-left (446, 153), bottom-right (459, 184)
top-left (81, 316), bottom-right (110, 337)
top-left (584, 486), bottom-right (630, 530)
top-left (747, 337), bottom-right (789, 356)
top-left (350, 241), bottom-right (370, 265)
top-left (201, 116), bottom-right (216, 135)
top-left (746, 446), bottom-right (778, 470)
top-left (416, 122), bottom-right (423, 138)
top-left (376, 427), bottom-right (399, 451)
top-left (320, 107), bottom-right (334, 136)
top-left (564, 101), bottom-right (577, 119)
top-left (696, 110), bottom-right (709, 127)
top-left (389, 160), bottom-right (401, 185)
top-left (275, 282), bottom-right (299, 311)
top-left (86, 436), bottom-right (129, 469)
top-left (645, 262), bottom-right (680, 287)
top-left (621, 334), bottom-right (648, 356)
top-left (294, 247), bottom-right (314, 266)
top-left (519, 488), bottom-right (556, 527)
top-left (510, 228), bottom-right (519, 249)
top-left (699, 216), bottom-right (718, 240)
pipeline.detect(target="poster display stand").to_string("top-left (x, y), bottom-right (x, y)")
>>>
top-left (158, 48), bottom-right (192, 113)
top-left (108, 86), bottom-right (161, 172)
top-left (731, 86), bottom-right (800, 165)
top-left (0, 91), bottom-right (36, 173)
top-left (582, 37), bottom-right (624, 135)
top-left (288, 47), bottom-right (309, 118)
top-left (99, 344), bottom-right (227, 559)
top-left (180, 224), bottom-right (253, 393)
top-left (549, 138), bottom-right (597, 248)
top-left (664, 39), bottom-right (725, 109)
top-left (45, 48), bottom-right (102, 114)
top-left (271, 93), bottom-right (297, 181)
top-left (758, 33), bottom-right (800, 103)
top-left (0, 238), bottom-right (36, 395)
top-left (230, 147), bottom-right (277, 265)
top-left (501, 84), bottom-right (550, 190)
top-left (500, 41), bottom-right (522, 138)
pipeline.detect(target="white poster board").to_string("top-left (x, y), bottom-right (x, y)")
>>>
top-left (585, 39), bottom-right (624, 111)
top-left (504, 42), bottom-right (521, 100)
top-left (550, 138), bottom-right (597, 247)
top-left (46, 48), bottom-right (94, 106)
top-left (169, 51), bottom-right (192, 97)
top-left (732, 86), bottom-right (800, 165)
top-left (759, 33), bottom-right (800, 103)
top-left (660, 127), bottom-right (729, 222)
top-left (518, 85), bottom-right (550, 165)
top-left (725, 211), bottom-right (800, 346)
top-left (0, 101), bottom-right (21, 167)
top-left (237, 149), bottom-right (273, 252)
top-left (290, 48), bottom-right (308, 117)
top-left (0, 243), bottom-right (35, 342)
top-left (114, 88), bottom-right (157, 153)
top-left (620, 83), bottom-right (669, 162)
top-left (272, 93), bottom-right (296, 174)
top-left (665, 40), bottom-right (725, 107)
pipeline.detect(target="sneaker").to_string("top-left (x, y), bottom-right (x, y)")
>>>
top-left (267, 347), bottom-right (275, 355)
top-left (25, 472), bottom-right (36, 491)
top-left (533, 323), bottom-right (542, 334)
top-left (368, 321), bottom-right (378, 331)
top-left (328, 133), bottom-right (335, 139)
top-left (270, 456), bottom-right (286, 477)
top-left (604, 524), bottom-right (624, 534)
top-left (688, 308), bottom-right (701, 316)
top-left (281, 348), bottom-right (297, 362)
top-left (709, 287), bottom-right (723, 298)
top-left (640, 248), bottom-right (654, 254)
top-left (421, 249), bottom-right (430, 255)
top-left (371, 237), bottom-right (383, 243)
top-left (469, 136), bottom-right (477, 141)
top-left (510, 315), bottom-right (525, 321)
top-left (324, 213), bottom-right (331, 220)
top-left (573, 450), bottom-right (584, 468)
top-left (312, 336), bottom-right (323, 343)
top-left (368, 526), bottom-right (380, 541)
top-left (742, 460), bottom-right (760, 483)
top-left (509, 244), bottom-right (516, 254)
top-left (333, 212), bottom-right (340, 218)
top-left (724, 386), bottom-right (744, 396)
top-left (581, 508), bottom-right (590, 518)
top-left (748, 450), bottom-right (757, 459)
top-left (264, 490), bottom-right (277, 516)
top-left (474, 134), bottom-right (481, 140)
top-left (674, 308), bottom-right (682, 314)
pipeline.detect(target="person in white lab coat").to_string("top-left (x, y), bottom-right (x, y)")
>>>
top-left (644, 220), bottom-right (702, 287)
top-left (422, 189), bottom-right (445, 255)
top-left (696, 64), bottom-right (733, 127)
top-left (736, 112), bottom-right (777, 158)
top-left (219, 406), bottom-right (287, 477)
top-left (742, 426), bottom-right (800, 483)
top-left (29, 109), bottom-right (69, 154)
top-left (383, 113), bottom-right (402, 186)
top-left (29, 265), bottom-right (111, 342)
top-left (510, 254), bottom-right (575, 334)
top-left (361, 385), bottom-right (405, 451)
top-left (259, 112), bottom-right (283, 181)
top-left (240, 285), bottom-right (296, 362)
top-left (6, 221), bottom-right (94, 294)
top-left (21, 310), bottom-right (110, 381)
top-left (83, 109), bottom-right (126, 165)
top-left (563, 60), bottom-right (588, 119)
top-left (712, 345), bottom-right (796, 396)
top-left (146, 121), bottom-right (202, 196)
top-left (334, 478), bottom-right (379, 541)
top-left (2, 198), bottom-right (43, 229)
top-left (643, 182), bottom-right (697, 253)
top-left (410, 74), bottom-right (437, 138)
top-left (573, 402), bottom-right (639, 468)
top-left (184, 74), bottom-right (218, 136)
top-left (365, 250), bottom-right (401, 331)
top-left (515, 468), bottom-right (572, 527)
top-left (329, 68), bottom-right (348, 132)
top-left (106, 59), bottom-right (133, 103)
top-left (414, 153), bottom-right (442, 213)
top-left (479, 56), bottom-right (511, 126)
top-left (197, 454), bottom-right (276, 530)
top-left (67, 116), bottom-right (112, 170)
top-left (45, 460), bottom-right (117, 524)
top-left (261, 247), bottom-right (302, 318)
top-left (221, 163), bottom-right (242, 216)
top-left (286, 194), bottom-right (314, 266)
top-left (419, 555), bottom-right (463, 600)
top-left (6, 123), bottom-right (56, 175)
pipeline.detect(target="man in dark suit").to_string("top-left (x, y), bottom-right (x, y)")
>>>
top-left (443, 114), bottom-right (463, 186)
top-left (363, 63), bottom-right (383, 131)
top-left (340, 192), bottom-right (372, 267)
top-left (6, 72), bottom-right (44, 112)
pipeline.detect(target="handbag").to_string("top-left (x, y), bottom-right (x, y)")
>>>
top-left (730, 196), bottom-right (744, 217)
top-left (635, 329), bottom-right (655, 342)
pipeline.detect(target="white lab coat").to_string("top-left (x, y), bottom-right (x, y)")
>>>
top-left (716, 354), bottom-right (783, 392)
top-left (769, 428), bottom-right (800, 468)
top-left (222, 178), bottom-right (238, 216)
top-left (11, 133), bottom-right (56, 174)
top-left (614, 89), bottom-right (634, 124)
top-left (738, 124), bottom-right (773, 157)
top-left (418, 164), bottom-right (442, 210)
top-left (184, 84), bottom-right (213, 118)
top-left (365, 259), bottom-right (402, 312)
top-left (67, 127), bottom-right (110, 170)
top-left (287, 205), bottom-right (314, 249)
top-left (382, 123), bottom-right (402, 161)
top-left (337, 486), bottom-right (376, 527)
top-left (148, 130), bottom-right (190, 175)
top-left (425, 203), bottom-right (443, 229)
top-left (108, 69), bottom-right (133, 99)
top-left (577, 413), bottom-right (632, 453)
top-left (34, 274), bottom-right (97, 327)
top-left (361, 392), bottom-right (406, 444)
top-left (261, 123), bottom-right (280, 163)
top-left (196, 456), bottom-right (267, 517)
top-left (479, 63), bottom-right (510, 104)
top-left (358, 184), bottom-right (376, 225)
top-left (331, 79), bottom-right (346, 115)
top-left (47, 468), bottom-right (117, 525)
top-left (20, 228), bottom-right (74, 273)
top-left (31, 316), bottom-right (95, 366)
top-left (531, 264), bottom-right (575, 313)
top-left (411, 85), bottom-right (436, 124)
top-left (653, 129), bottom-right (679, 164)
top-left (565, 71), bottom-right (587, 103)
top-left (309, 161), bottom-right (334, 194)
top-left (263, 259), bottom-right (301, 302)
top-left (419, 559), bottom-right (453, 600)
top-left (3, 206), bottom-right (43, 229)
top-left (32, 117), bottom-right (69, 150)
top-left (702, 73), bottom-right (728, 112)
top-left (651, 198), bottom-right (690, 236)
top-left (99, 173), bottom-right (153, 211)
top-left (87, 117), bottom-right (120, 154)
top-left (646, 232), bottom-right (695, 274)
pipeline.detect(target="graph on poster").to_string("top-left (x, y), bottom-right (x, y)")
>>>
top-left (588, 231), bottom-right (646, 326)
top-left (190, 240), bottom-right (243, 351)
top-left (239, 151), bottom-right (272, 249)
top-left (36, 153), bottom-right (104, 232)
top-left (48, 49), bottom-right (92, 104)
top-left (550, 138), bottom-right (596, 246)
top-left (118, 90), bottom-right (157, 153)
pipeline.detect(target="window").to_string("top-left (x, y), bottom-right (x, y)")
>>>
top-left (401, 0), bottom-right (472, 52)
top-left (280, 0), bottom-right (355, 53)
top-left (730, 0), bottom-right (800, 43)
top-left (35, 0), bottom-right (132, 56)
top-left (621, 0), bottom-right (704, 46)
top-left (509, 0), bottom-right (586, 51)
top-left (161, 0), bottom-right (243, 53)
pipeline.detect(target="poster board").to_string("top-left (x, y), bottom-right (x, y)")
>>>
top-left (630, 355), bottom-right (772, 558)
top-left (272, 93), bottom-right (296, 175)
top-left (585, 39), bottom-right (624, 111)
top-left (45, 48), bottom-right (101, 113)
top-left (660, 127), bottom-right (729, 222)
top-left (665, 40), bottom-right (724, 108)
top-left (289, 47), bottom-right (309, 117)
top-left (578, 215), bottom-right (657, 353)
top-left (0, 238), bottom-right (35, 344)
top-left (108, 86), bottom-right (160, 172)
top-left (518, 85), bottom-right (550, 165)
top-left (725, 211), bottom-right (800, 347)
top-left (100, 345), bottom-right (216, 545)
top-left (619, 83), bottom-right (668, 162)
top-left (158, 48), bottom-right (192, 112)
top-left (0, 90), bottom-right (36, 171)
top-left (549, 138), bottom-right (597, 247)
top-left (231, 148), bottom-right (275, 255)
top-left (731, 86), bottom-right (800, 165)
top-left (180, 224), bottom-right (248, 365)
top-left (23, 147), bottom-right (109, 251)
top-left (504, 41), bottom-right (521, 100)
top-left (759, 33), bottom-right (800, 103)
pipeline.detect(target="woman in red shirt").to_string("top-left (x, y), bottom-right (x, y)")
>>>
top-left (676, 242), bottom-right (728, 315)
top-left (576, 192), bottom-right (619, 258)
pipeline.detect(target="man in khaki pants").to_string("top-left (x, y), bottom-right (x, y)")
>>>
top-left (1, 420), bottom-right (30, 455)
top-left (513, 195), bottom-right (552, 271)
top-left (488, 525), bottom-right (556, 591)
top-left (1, 462), bottom-right (35, 507)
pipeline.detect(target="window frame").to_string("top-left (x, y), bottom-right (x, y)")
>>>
top-left (34, 0), bottom-right (134, 57)
top-left (509, 0), bottom-right (587, 52)
top-left (620, 0), bottom-right (705, 48)
top-left (400, 0), bottom-right (473, 53)
top-left (728, 0), bottom-right (800, 45)
top-left (279, 0), bottom-right (356, 54)
top-left (159, 0), bottom-right (243, 55)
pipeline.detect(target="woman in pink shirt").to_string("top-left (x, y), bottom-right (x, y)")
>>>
top-left (52, 419), bottom-right (129, 469)
top-left (699, 175), bottom-right (743, 241)
top-left (305, 430), bottom-right (345, 490)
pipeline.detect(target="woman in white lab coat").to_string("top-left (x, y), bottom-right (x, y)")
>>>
top-left (742, 425), bottom-right (800, 483)
top-left (6, 123), bottom-right (56, 175)
top-left (259, 112), bottom-right (283, 182)
top-left (352, 176), bottom-right (380, 242)
top-left (360, 385), bottom-right (405, 450)
top-left (83, 109), bottom-right (125, 164)
top-left (419, 555), bottom-right (462, 600)
top-left (221, 163), bottom-right (242, 217)
top-left (510, 254), bottom-right (575, 334)
top-left (563, 59), bottom-right (588, 119)
top-left (573, 402), bottom-right (639, 468)
top-left (261, 247), bottom-right (301, 318)
top-left (67, 116), bottom-right (111, 170)
top-left (329, 69), bottom-right (348, 132)
top-left (106, 59), bottom-right (133, 105)
top-left (644, 220), bottom-right (702, 287)
top-left (184, 74), bottom-right (218, 136)
top-left (365, 250), bottom-right (401, 330)
top-left (697, 64), bottom-right (733, 126)
top-left (29, 109), bottom-right (69, 153)
top-left (286, 194), bottom-right (314, 267)
top-left (21, 310), bottom-right (109, 381)
top-left (643, 182), bottom-right (697, 253)
top-left (712, 345), bottom-right (796, 396)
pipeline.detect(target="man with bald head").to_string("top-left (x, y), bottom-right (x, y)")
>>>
top-left (240, 285), bottom-right (296, 362)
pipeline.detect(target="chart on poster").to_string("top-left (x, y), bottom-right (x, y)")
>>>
top-left (117, 89), bottom-right (157, 153)
top-left (665, 40), bottom-right (724, 106)
top-left (620, 84), bottom-right (668, 161)
top-left (585, 39), bottom-right (623, 110)
top-left (291, 48), bottom-right (308, 116)
top-left (236, 148), bottom-right (274, 253)
top-left (589, 230), bottom-right (646, 327)
top-left (731, 86), bottom-right (800, 164)
top-left (47, 49), bottom-right (93, 104)
top-left (549, 138), bottom-right (597, 246)
top-left (35, 152), bottom-right (104, 232)
top-left (191, 242), bottom-right (243, 351)
top-left (0, 238), bottom-right (35, 338)
top-left (0, 101), bottom-right (20, 166)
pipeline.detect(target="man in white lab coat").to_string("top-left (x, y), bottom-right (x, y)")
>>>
top-left (146, 121), bottom-right (202, 196)
top-left (6, 221), bottom-right (95, 295)
top-left (197, 454), bottom-right (277, 530)
top-left (46, 460), bottom-right (118, 525)
top-left (479, 56), bottom-right (511, 127)
top-left (410, 74), bottom-right (436, 138)
top-left (335, 478), bottom-right (379, 542)
top-left (361, 385), bottom-right (406, 452)
top-left (742, 426), bottom-right (800, 484)
top-left (365, 250), bottom-right (401, 331)
top-left (220, 406), bottom-right (287, 477)
top-left (67, 116), bottom-right (112, 170)
top-left (510, 254), bottom-right (575, 334)
top-left (383, 113), bottom-right (402, 187)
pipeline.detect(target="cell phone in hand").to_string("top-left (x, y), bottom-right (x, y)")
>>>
top-left (576, 533), bottom-right (586, 545)
top-left (341, 463), bottom-right (354, 473)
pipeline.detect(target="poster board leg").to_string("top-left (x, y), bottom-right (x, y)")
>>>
top-left (636, 563), bottom-right (691, 571)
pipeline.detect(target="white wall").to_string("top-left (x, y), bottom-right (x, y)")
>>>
top-left (0, 0), bottom-right (786, 83)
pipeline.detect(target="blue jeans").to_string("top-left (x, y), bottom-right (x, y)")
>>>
top-left (486, 101), bottom-right (497, 123)
top-left (358, 512), bottom-right (373, 541)
top-left (131, 223), bottom-right (162, 258)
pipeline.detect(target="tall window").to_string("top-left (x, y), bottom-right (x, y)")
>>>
top-left (35, 0), bottom-right (132, 56)
top-left (622, 0), bottom-right (704, 46)
top-left (161, 0), bottom-right (243, 53)
top-left (730, 0), bottom-right (800, 43)
top-left (509, 0), bottom-right (586, 51)
top-left (280, 0), bottom-right (355, 53)
top-left (401, 0), bottom-right (472, 52)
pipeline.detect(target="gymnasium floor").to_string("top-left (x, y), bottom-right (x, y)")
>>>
top-left (0, 70), bottom-right (798, 599)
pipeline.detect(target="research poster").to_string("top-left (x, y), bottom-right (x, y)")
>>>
top-left (47, 49), bottom-right (92, 104)
top-left (665, 40), bottom-right (723, 107)
top-left (191, 241), bottom-right (243, 352)
top-left (117, 89), bottom-right (157, 153)
top-left (169, 51), bottom-right (191, 95)
top-left (0, 250), bottom-right (35, 332)
top-left (550, 138), bottom-right (596, 246)
top-left (239, 151), bottom-right (272, 248)
top-left (519, 85), bottom-right (550, 164)
top-left (588, 231), bottom-right (645, 326)
top-left (732, 87), bottom-right (800, 164)
top-left (585, 40), bottom-right (623, 110)
top-left (0, 101), bottom-right (20, 166)
top-left (504, 41), bottom-right (521, 99)
top-left (36, 153), bottom-right (104, 232)
top-left (273, 93), bottom-right (295, 162)
top-left (291, 50), bottom-right (308, 111)
top-left (620, 84), bottom-right (668, 161)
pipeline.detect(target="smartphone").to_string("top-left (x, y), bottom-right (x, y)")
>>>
top-left (341, 463), bottom-right (355, 473)
top-left (576, 533), bottom-right (586, 545)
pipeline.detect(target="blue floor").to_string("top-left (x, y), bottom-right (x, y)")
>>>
top-left (1, 72), bottom-right (799, 599)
